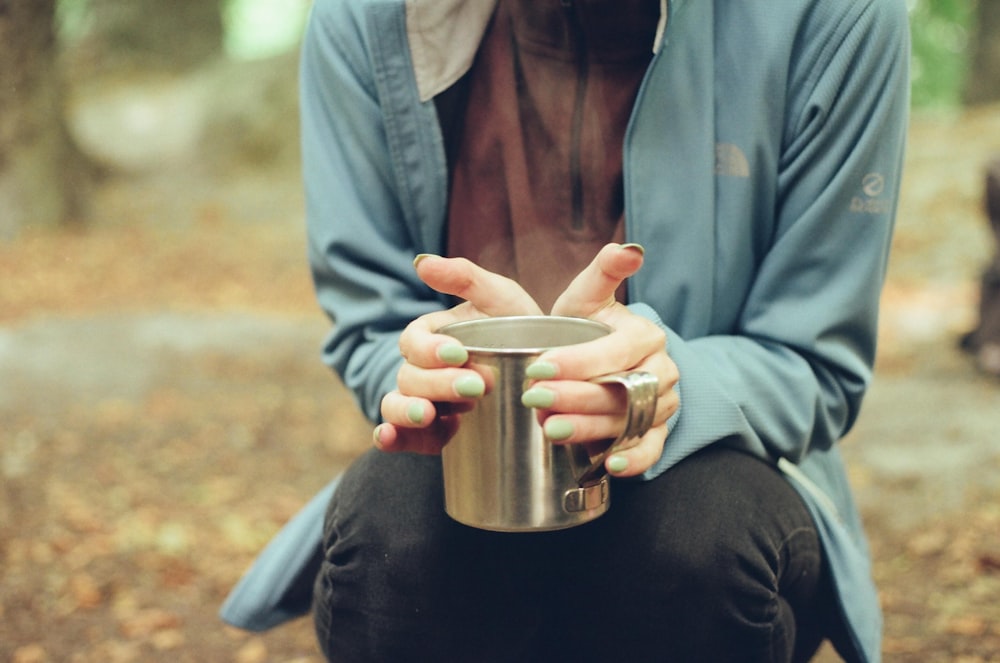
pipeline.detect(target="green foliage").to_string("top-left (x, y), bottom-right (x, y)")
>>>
top-left (56, 0), bottom-right (309, 60)
top-left (55, 0), bottom-right (91, 42)
top-left (908, 0), bottom-right (975, 108)
top-left (222, 0), bottom-right (309, 60)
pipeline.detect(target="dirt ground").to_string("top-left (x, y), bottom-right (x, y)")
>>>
top-left (2, 106), bottom-right (1000, 662)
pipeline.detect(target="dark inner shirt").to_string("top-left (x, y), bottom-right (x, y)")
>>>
top-left (442, 0), bottom-right (659, 312)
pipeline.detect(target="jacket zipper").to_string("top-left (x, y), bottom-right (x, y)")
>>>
top-left (563, 0), bottom-right (588, 231)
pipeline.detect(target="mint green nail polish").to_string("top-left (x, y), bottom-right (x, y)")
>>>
top-left (608, 455), bottom-right (629, 473)
top-left (544, 419), bottom-right (574, 441)
top-left (406, 401), bottom-right (424, 424)
top-left (526, 361), bottom-right (558, 380)
top-left (521, 387), bottom-right (556, 409)
top-left (413, 253), bottom-right (436, 269)
top-left (437, 342), bottom-right (468, 365)
top-left (454, 375), bottom-right (485, 398)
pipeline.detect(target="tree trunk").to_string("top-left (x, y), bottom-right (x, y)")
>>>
top-left (81, 0), bottom-right (224, 76)
top-left (964, 0), bottom-right (1000, 105)
top-left (0, 0), bottom-right (85, 236)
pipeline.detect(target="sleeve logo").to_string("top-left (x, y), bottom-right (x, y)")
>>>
top-left (851, 172), bottom-right (892, 215)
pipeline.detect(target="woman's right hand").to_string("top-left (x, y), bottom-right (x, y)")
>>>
top-left (374, 255), bottom-right (543, 454)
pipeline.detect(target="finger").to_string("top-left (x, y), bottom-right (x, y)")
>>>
top-left (378, 391), bottom-right (466, 455)
top-left (380, 390), bottom-right (436, 428)
top-left (535, 385), bottom-right (675, 446)
top-left (414, 254), bottom-right (543, 317)
top-left (550, 243), bottom-right (645, 317)
top-left (524, 366), bottom-right (678, 424)
top-left (396, 364), bottom-right (489, 402)
top-left (536, 412), bottom-right (669, 477)
top-left (373, 419), bottom-right (459, 455)
top-left (603, 425), bottom-right (670, 477)
top-left (530, 312), bottom-right (668, 381)
top-left (538, 412), bottom-right (629, 447)
top-left (397, 302), bottom-right (491, 369)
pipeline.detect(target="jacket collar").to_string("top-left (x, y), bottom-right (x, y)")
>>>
top-left (406, 0), bottom-right (676, 101)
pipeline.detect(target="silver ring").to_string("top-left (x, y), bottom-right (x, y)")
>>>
top-left (594, 371), bottom-right (659, 445)
top-left (575, 371), bottom-right (659, 486)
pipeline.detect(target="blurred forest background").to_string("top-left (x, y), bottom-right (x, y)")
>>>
top-left (1, 0), bottom-right (999, 233)
top-left (1, 0), bottom-right (312, 235)
top-left (2, 0), bottom-right (1000, 662)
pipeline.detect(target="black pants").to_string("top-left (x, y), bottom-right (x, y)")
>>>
top-left (313, 446), bottom-right (838, 663)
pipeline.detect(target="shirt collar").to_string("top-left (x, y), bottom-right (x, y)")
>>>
top-left (406, 0), bottom-right (671, 101)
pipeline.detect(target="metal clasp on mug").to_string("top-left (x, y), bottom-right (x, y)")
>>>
top-left (563, 476), bottom-right (610, 513)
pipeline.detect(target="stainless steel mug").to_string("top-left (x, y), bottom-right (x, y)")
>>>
top-left (437, 315), bottom-right (657, 532)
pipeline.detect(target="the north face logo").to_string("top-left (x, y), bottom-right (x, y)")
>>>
top-left (715, 143), bottom-right (749, 178)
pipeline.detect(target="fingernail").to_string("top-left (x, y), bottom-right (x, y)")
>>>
top-left (454, 375), bottom-right (485, 398)
top-left (543, 419), bottom-right (574, 441)
top-left (406, 401), bottom-right (424, 424)
top-left (437, 342), bottom-right (468, 365)
top-left (607, 454), bottom-right (629, 473)
top-left (521, 387), bottom-right (556, 409)
top-left (372, 424), bottom-right (385, 449)
top-left (413, 253), bottom-right (437, 269)
top-left (526, 361), bottom-right (558, 380)
top-left (621, 243), bottom-right (645, 256)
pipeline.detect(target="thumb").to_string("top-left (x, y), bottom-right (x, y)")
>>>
top-left (550, 243), bottom-right (645, 317)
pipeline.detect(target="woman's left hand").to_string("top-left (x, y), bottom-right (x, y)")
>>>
top-left (525, 243), bottom-right (679, 477)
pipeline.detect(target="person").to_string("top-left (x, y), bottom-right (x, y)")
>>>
top-left (300, 0), bottom-right (910, 661)
top-left (960, 157), bottom-right (1000, 378)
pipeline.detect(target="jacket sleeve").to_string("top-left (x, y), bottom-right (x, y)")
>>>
top-left (300, 0), bottom-right (447, 422)
top-left (643, 0), bottom-right (911, 477)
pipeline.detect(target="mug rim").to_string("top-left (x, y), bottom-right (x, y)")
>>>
top-left (436, 315), bottom-right (612, 354)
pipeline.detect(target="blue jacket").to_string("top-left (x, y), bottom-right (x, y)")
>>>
top-left (294, 0), bottom-right (910, 660)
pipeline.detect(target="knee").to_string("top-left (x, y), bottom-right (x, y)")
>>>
top-left (602, 480), bottom-right (788, 635)
top-left (320, 451), bottom-right (454, 587)
top-left (641, 513), bottom-right (780, 611)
